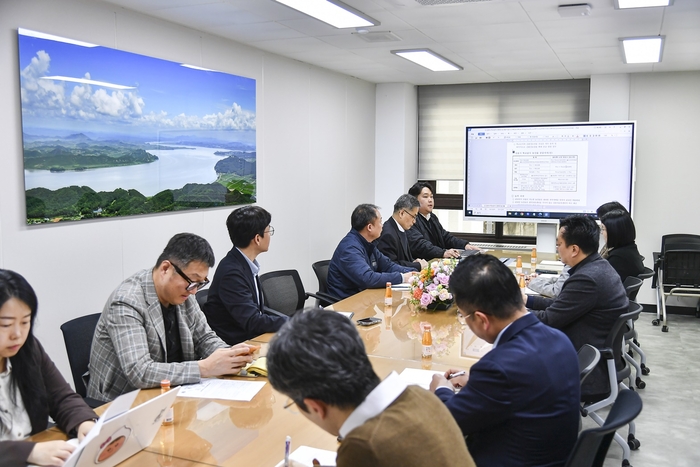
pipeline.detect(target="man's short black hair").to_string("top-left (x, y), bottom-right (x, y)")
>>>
top-left (408, 181), bottom-right (434, 197)
top-left (267, 309), bottom-right (380, 412)
top-left (449, 254), bottom-right (522, 320)
top-left (226, 206), bottom-right (272, 248)
top-left (351, 204), bottom-right (380, 232)
top-left (393, 194), bottom-right (420, 213)
top-left (596, 201), bottom-right (628, 219)
top-left (559, 215), bottom-right (600, 256)
top-left (154, 233), bottom-right (215, 269)
top-left (601, 209), bottom-right (636, 249)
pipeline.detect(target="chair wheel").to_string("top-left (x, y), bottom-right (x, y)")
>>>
top-left (622, 460), bottom-right (631, 467)
top-left (627, 350), bottom-right (634, 358)
top-left (633, 339), bottom-right (640, 347)
top-left (652, 319), bottom-right (660, 326)
top-left (628, 438), bottom-right (641, 450)
top-left (662, 325), bottom-right (669, 332)
top-left (641, 364), bottom-right (650, 375)
top-left (636, 377), bottom-right (646, 389)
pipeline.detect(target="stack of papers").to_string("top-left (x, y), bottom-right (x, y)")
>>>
top-left (179, 378), bottom-right (266, 402)
top-left (398, 368), bottom-right (443, 390)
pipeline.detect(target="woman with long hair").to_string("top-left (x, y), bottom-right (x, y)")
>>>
top-left (0, 269), bottom-right (96, 466)
top-left (600, 210), bottom-right (645, 281)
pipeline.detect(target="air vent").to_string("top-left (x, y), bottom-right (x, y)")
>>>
top-left (353, 31), bottom-right (402, 43)
top-left (414, 0), bottom-right (495, 5)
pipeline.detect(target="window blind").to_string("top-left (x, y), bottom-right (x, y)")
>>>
top-left (418, 79), bottom-right (590, 180)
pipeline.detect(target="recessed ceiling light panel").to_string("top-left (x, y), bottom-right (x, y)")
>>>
top-left (273, 0), bottom-right (379, 29)
top-left (620, 36), bottom-right (664, 63)
top-left (615, 0), bottom-right (672, 9)
top-left (391, 49), bottom-right (462, 71)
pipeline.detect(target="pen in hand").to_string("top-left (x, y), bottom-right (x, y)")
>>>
top-left (447, 371), bottom-right (466, 380)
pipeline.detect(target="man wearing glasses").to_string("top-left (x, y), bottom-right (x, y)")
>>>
top-left (375, 194), bottom-right (428, 272)
top-left (429, 254), bottom-right (580, 467)
top-left (88, 233), bottom-right (254, 402)
top-left (203, 206), bottom-right (288, 345)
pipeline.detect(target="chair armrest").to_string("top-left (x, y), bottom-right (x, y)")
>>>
top-left (262, 306), bottom-right (289, 319)
top-left (305, 291), bottom-right (340, 305)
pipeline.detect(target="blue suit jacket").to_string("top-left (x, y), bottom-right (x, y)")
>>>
top-left (203, 248), bottom-right (287, 345)
top-left (436, 313), bottom-right (580, 467)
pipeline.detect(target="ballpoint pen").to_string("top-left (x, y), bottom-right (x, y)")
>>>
top-left (447, 371), bottom-right (466, 380)
top-left (284, 435), bottom-right (291, 467)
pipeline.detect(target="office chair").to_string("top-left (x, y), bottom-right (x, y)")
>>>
top-left (578, 344), bottom-right (601, 385)
top-left (311, 260), bottom-right (340, 307)
top-left (564, 389), bottom-right (643, 467)
top-left (621, 277), bottom-right (646, 388)
top-left (655, 248), bottom-right (700, 332)
top-left (581, 302), bottom-right (642, 467)
top-left (627, 268), bottom-right (654, 377)
top-left (60, 313), bottom-right (106, 408)
top-left (259, 269), bottom-right (335, 317)
top-left (195, 288), bottom-right (209, 309)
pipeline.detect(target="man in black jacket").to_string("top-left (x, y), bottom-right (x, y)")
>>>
top-left (406, 182), bottom-right (479, 259)
top-left (526, 215), bottom-right (628, 401)
top-left (203, 206), bottom-right (288, 344)
top-left (375, 194), bottom-right (428, 271)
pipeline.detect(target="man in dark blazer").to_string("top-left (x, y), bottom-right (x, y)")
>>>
top-left (406, 181), bottom-right (479, 259)
top-left (375, 194), bottom-right (428, 272)
top-left (431, 254), bottom-right (580, 467)
top-left (203, 206), bottom-right (288, 345)
top-left (526, 214), bottom-right (629, 401)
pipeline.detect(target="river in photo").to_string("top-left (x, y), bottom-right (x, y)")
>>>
top-left (23, 145), bottom-right (245, 197)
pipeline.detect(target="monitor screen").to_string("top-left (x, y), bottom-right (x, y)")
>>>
top-left (464, 122), bottom-right (635, 223)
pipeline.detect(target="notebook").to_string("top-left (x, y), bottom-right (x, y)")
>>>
top-left (245, 356), bottom-right (268, 377)
top-left (64, 386), bottom-right (180, 467)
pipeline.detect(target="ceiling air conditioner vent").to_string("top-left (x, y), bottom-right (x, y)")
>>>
top-left (353, 31), bottom-right (402, 43)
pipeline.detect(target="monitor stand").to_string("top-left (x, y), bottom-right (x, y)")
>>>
top-left (536, 223), bottom-right (558, 254)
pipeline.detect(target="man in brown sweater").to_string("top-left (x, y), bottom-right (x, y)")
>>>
top-left (267, 309), bottom-right (475, 467)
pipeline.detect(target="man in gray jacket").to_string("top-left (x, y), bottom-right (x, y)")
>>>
top-left (88, 233), bottom-right (253, 401)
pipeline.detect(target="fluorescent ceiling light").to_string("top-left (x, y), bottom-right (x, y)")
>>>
top-left (615, 0), bottom-right (672, 8)
top-left (18, 28), bottom-right (98, 47)
top-left (621, 36), bottom-right (664, 64)
top-left (272, 0), bottom-right (379, 29)
top-left (391, 49), bottom-right (462, 72)
top-left (41, 76), bottom-right (135, 90)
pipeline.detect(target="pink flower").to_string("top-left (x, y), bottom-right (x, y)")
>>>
top-left (436, 273), bottom-right (449, 286)
top-left (420, 293), bottom-right (434, 306)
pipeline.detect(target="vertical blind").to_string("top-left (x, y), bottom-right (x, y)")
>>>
top-left (418, 79), bottom-right (590, 180)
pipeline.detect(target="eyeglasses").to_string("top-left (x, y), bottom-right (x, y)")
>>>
top-left (402, 210), bottom-right (417, 220)
top-left (170, 262), bottom-right (209, 292)
top-left (264, 226), bottom-right (275, 237)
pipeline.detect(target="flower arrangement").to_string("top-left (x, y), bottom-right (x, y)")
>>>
top-left (409, 259), bottom-right (458, 310)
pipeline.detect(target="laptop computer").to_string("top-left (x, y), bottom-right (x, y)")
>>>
top-left (64, 386), bottom-right (180, 467)
top-left (457, 249), bottom-right (482, 258)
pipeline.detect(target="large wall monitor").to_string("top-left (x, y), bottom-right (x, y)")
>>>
top-left (464, 122), bottom-right (635, 223)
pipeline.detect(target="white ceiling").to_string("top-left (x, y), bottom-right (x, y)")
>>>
top-left (92, 0), bottom-right (700, 85)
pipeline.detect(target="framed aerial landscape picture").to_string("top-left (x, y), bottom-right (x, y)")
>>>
top-left (18, 28), bottom-right (257, 225)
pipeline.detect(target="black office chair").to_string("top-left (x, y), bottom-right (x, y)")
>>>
top-left (259, 269), bottom-right (334, 317)
top-left (578, 344), bottom-right (601, 385)
top-left (195, 288), bottom-right (209, 309)
top-left (655, 249), bottom-right (700, 331)
top-left (623, 276), bottom-right (643, 301)
top-left (581, 302), bottom-right (643, 467)
top-left (621, 277), bottom-right (646, 389)
top-left (311, 260), bottom-right (340, 307)
top-left (564, 389), bottom-right (643, 467)
top-left (60, 313), bottom-right (106, 408)
top-left (628, 268), bottom-right (654, 377)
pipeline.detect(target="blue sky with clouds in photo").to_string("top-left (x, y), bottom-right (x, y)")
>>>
top-left (18, 30), bottom-right (256, 142)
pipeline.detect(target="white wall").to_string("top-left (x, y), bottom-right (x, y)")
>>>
top-left (0, 0), bottom-right (376, 384)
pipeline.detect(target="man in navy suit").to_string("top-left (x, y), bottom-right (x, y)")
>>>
top-left (430, 254), bottom-right (580, 467)
top-left (375, 194), bottom-right (428, 272)
top-left (203, 206), bottom-right (288, 345)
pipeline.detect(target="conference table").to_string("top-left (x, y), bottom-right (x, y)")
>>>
top-left (32, 249), bottom-right (555, 466)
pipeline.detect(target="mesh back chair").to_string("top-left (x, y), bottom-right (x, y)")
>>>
top-left (564, 389), bottom-right (643, 467)
top-left (60, 313), bottom-right (106, 408)
top-left (627, 268), bottom-right (654, 378)
top-left (259, 270), bottom-right (333, 317)
top-left (581, 302), bottom-right (643, 467)
top-left (196, 288), bottom-right (209, 309)
top-left (311, 260), bottom-right (340, 307)
top-left (578, 344), bottom-right (601, 385)
top-left (655, 249), bottom-right (700, 332)
top-left (621, 277), bottom-right (646, 389)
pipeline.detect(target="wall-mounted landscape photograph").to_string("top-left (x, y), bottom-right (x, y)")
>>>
top-left (18, 28), bottom-right (256, 225)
